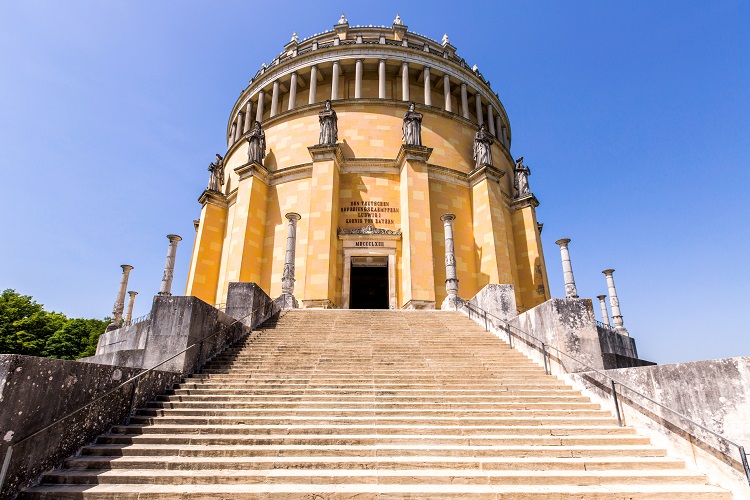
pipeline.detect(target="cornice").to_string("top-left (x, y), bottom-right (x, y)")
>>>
top-left (510, 193), bottom-right (540, 211)
top-left (198, 189), bottom-right (228, 209)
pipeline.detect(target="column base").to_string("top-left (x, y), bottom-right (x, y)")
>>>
top-left (274, 293), bottom-right (299, 310)
top-left (401, 300), bottom-right (435, 310)
top-left (615, 326), bottom-right (630, 337)
top-left (301, 299), bottom-right (336, 309)
top-left (105, 322), bottom-right (120, 332)
top-left (441, 295), bottom-right (465, 311)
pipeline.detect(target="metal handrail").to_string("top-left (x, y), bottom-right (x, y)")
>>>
top-left (457, 299), bottom-right (750, 486)
top-left (595, 320), bottom-right (617, 332)
top-left (129, 312), bottom-right (151, 326)
top-left (0, 300), bottom-right (279, 491)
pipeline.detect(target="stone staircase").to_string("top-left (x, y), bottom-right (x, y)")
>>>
top-left (22, 310), bottom-right (730, 498)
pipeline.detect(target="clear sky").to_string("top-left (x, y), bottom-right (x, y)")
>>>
top-left (1, 1), bottom-right (748, 364)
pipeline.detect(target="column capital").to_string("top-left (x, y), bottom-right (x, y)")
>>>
top-left (555, 238), bottom-right (571, 247)
top-left (167, 234), bottom-right (182, 243)
top-left (596, 294), bottom-right (607, 300)
top-left (285, 212), bottom-right (302, 222)
top-left (440, 213), bottom-right (456, 222)
top-left (121, 264), bottom-right (134, 272)
top-left (602, 268), bottom-right (615, 276)
top-left (128, 290), bottom-right (138, 297)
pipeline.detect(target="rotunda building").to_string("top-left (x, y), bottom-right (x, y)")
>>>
top-left (185, 15), bottom-right (550, 311)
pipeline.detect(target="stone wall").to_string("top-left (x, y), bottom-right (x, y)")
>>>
top-left (568, 357), bottom-right (750, 498)
top-left (225, 282), bottom-right (280, 328)
top-left (466, 284), bottom-right (517, 323)
top-left (0, 355), bottom-right (181, 498)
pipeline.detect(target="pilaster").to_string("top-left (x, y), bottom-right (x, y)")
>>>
top-left (510, 194), bottom-right (550, 311)
top-left (397, 144), bottom-right (436, 309)
top-left (185, 190), bottom-right (228, 305)
top-left (303, 144), bottom-right (342, 308)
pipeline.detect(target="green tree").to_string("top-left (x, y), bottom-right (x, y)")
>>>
top-left (0, 289), bottom-right (107, 359)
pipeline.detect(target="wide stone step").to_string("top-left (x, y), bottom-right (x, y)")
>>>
top-left (157, 394), bottom-right (593, 403)
top-left (110, 424), bottom-right (639, 437)
top-left (39, 467), bottom-right (710, 486)
top-left (78, 443), bottom-right (667, 459)
top-left (62, 455), bottom-right (688, 471)
top-left (147, 401), bottom-right (601, 410)
top-left (134, 408), bottom-right (609, 418)
top-left (19, 483), bottom-right (733, 498)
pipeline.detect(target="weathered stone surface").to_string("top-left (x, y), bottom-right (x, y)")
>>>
top-left (0, 355), bottom-right (181, 498)
top-left (226, 282), bottom-right (279, 328)
top-left (82, 296), bottom-right (252, 373)
top-left (597, 325), bottom-right (639, 358)
top-left (568, 357), bottom-right (750, 498)
top-left (467, 284), bottom-right (517, 323)
top-left (510, 298), bottom-right (604, 372)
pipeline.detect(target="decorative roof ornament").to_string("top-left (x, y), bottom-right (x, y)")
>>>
top-left (472, 64), bottom-right (479, 73)
top-left (338, 13), bottom-right (348, 25)
top-left (290, 32), bottom-right (299, 43)
top-left (338, 225), bottom-right (402, 236)
top-left (442, 33), bottom-right (450, 45)
top-left (393, 14), bottom-right (403, 25)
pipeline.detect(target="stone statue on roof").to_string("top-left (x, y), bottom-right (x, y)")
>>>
top-left (207, 154), bottom-right (224, 192)
top-left (247, 121), bottom-right (266, 165)
top-left (472, 124), bottom-right (493, 168)
top-left (514, 156), bottom-right (531, 198)
top-left (318, 100), bottom-right (338, 145)
top-left (402, 102), bottom-right (423, 146)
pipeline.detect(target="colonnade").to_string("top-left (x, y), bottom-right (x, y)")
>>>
top-left (227, 58), bottom-right (510, 150)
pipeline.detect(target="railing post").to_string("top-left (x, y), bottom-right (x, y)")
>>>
top-left (542, 342), bottom-right (549, 375)
top-left (611, 379), bottom-right (623, 427)
top-left (124, 379), bottom-right (138, 425)
top-left (0, 444), bottom-right (13, 493)
top-left (508, 326), bottom-right (513, 349)
top-left (740, 445), bottom-right (750, 487)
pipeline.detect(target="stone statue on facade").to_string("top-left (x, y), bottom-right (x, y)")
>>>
top-left (472, 124), bottom-right (493, 168)
top-left (513, 156), bottom-right (531, 198)
top-left (402, 102), bottom-right (423, 146)
top-left (246, 121), bottom-right (266, 165)
top-left (318, 100), bottom-right (338, 145)
top-left (207, 153), bottom-right (224, 192)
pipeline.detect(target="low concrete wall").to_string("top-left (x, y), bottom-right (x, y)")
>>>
top-left (597, 325), bottom-right (638, 358)
top-left (0, 355), bottom-right (181, 498)
top-left (226, 282), bottom-right (280, 329)
top-left (83, 296), bottom-right (250, 372)
top-left (568, 357), bottom-right (750, 497)
top-left (509, 298), bottom-right (605, 373)
top-left (466, 284), bottom-right (517, 323)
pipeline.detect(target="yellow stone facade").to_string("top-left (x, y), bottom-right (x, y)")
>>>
top-left (185, 20), bottom-right (550, 311)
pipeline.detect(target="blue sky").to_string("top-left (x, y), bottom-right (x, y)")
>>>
top-left (1, 1), bottom-right (748, 364)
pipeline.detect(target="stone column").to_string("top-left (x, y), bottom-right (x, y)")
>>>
top-left (461, 83), bottom-right (469, 119)
top-left (106, 264), bottom-right (134, 332)
top-left (255, 90), bottom-right (265, 122)
top-left (475, 92), bottom-right (483, 126)
top-left (331, 61), bottom-right (340, 100)
top-left (124, 291), bottom-right (138, 325)
top-left (378, 59), bottom-right (386, 98)
top-left (235, 112), bottom-right (244, 141)
top-left (309, 65), bottom-right (318, 104)
top-left (278, 213), bottom-right (302, 308)
top-left (288, 72), bottom-right (298, 110)
top-left (228, 123), bottom-right (236, 147)
top-left (555, 238), bottom-right (578, 298)
top-left (443, 74), bottom-right (452, 112)
top-left (602, 269), bottom-right (628, 335)
top-left (243, 101), bottom-right (253, 133)
top-left (355, 59), bottom-right (363, 98)
top-left (401, 62), bottom-right (409, 101)
top-left (270, 80), bottom-right (280, 117)
top-left (596, 294), bottom-right (611, 328)
top-left (423, 67), bottom-right (431, 106)
top-left (158, 234), bottom-right (182, 296)
top-left (440, 214), bottom-right (459, 309)
top-left (487, 105), bottom-right (495, 136)
top-left (495, 116), bottom-right (502, 143)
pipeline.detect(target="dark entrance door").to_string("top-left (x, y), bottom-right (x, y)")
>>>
top-left (350, 265), bottom-right (389, 309)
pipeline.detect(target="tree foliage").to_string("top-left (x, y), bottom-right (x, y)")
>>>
top-left (0, 289), bottom-right (108, 360)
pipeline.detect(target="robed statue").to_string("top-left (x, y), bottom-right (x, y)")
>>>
top-left (207, 153), bottom-right (224, 192)
top-left (472, 124), bottom-right (493, 168)
top-left (513, 156), bottom-right (531, 198)
top-left (247, 121), bottom-right (266, 165)
top-left (402, 102), bottom-right (423, 146)
top-left (318, 100), bottom-right (338, 145)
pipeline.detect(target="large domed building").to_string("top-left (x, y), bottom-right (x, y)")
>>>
top-left (185, 14), bottom-right (550, 311)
